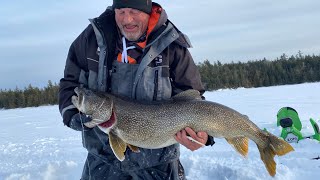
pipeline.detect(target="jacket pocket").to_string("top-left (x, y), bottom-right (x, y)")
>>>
top-left (111, 61), bottom-right (139, 98)
top-left (87, 57), bottom-right (99, 72)
top-left (136, 66), bottom-right (172, 101)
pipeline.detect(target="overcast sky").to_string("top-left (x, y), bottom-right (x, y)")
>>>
top-left (1, 0), bottom-right (320, 89)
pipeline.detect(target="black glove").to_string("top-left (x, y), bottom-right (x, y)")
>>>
top-left (205, 135), bottom-right (215, 146)
top-left (69, 113), bottom-right (93, 131)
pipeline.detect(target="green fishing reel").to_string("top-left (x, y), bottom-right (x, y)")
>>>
top-left (309, 118), bottom-right (320, 141)
top-left (276, 107), bottom-right (320, 143)
top-left (277, 107), bottom-right (304, 143)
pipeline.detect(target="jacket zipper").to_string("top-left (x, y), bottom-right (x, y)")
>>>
top-left (92, 18), bottom-right (111, 92)
top-left (153, 70), bottom-right (159, 101)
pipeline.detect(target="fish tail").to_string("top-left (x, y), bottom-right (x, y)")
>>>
top-left (257, 132), bottom-right (294, 177)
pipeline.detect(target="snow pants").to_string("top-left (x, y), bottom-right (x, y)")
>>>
top-left (80, 153), bottom-right (186, 180)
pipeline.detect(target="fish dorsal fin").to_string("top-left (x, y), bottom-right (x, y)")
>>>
top-left (172, 89), bottom-right (202, 101)
top-left (109, 131), bottom-right (127, 161)
top-left (225, 137), bottom-right (249, 157)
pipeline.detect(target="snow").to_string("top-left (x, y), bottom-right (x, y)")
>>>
top-left (1, 82), bottom-right (320, 180)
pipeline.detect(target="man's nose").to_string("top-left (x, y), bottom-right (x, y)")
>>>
top-left (123, 14), bottom-right (134, 23)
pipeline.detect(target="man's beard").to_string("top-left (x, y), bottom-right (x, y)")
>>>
top-left (120, 28), bottom-right (144, 41)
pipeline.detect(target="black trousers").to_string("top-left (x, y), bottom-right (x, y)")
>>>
top-left (81, 153), bottom-right (186, 180)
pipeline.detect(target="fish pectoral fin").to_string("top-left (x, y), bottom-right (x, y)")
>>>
top-left (225, 137), bottom-right (249, 157)
top-left (109, 131), bottom-right (127, 161)
top-left (128, 144), bottom-right (140, 153)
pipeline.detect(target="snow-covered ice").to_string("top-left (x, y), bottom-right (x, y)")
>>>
top-left (1, 82), bottom-right (319, 180)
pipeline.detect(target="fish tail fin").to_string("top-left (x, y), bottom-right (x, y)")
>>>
top-left (257, 132), bottom-right (294, 177)
top-left (226, 137), bottom-right (249, 157)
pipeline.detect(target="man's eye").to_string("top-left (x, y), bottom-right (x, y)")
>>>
top-left (131, 10), bottom-right (140, 15)
top-left (116, 10), bottom-right (125, 15)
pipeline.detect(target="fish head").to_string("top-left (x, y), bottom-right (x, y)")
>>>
top-left (72, 87), bottom-right (113, 122)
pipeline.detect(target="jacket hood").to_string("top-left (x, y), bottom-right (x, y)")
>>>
top-left (151, 2), bottom-right (168, 33)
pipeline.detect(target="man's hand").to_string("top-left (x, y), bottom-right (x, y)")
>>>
top-left (174, 127), bottom-right (208, 151)
top-left (69, 113), bottom-right (93, 131)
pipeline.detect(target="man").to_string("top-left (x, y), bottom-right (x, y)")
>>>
top-left (59, 0), bottom-right (215, 179)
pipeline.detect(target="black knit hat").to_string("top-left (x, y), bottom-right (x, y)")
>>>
top-left (113, 0), bottom-right (152, 14)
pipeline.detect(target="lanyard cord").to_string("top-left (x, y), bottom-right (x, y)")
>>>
top-left (121, 37), bottom-right (135, 63)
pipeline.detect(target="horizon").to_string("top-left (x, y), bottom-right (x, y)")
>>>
top-left (0, 52), bottom-right (318, 90)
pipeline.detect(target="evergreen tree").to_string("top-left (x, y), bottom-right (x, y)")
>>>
top-left (0, 82), bottom-right (59, 109)
top-left (197, 52), bottom-right (320, 90)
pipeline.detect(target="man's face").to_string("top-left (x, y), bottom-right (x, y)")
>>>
top-left (115, 8), bottom-right (150, 41)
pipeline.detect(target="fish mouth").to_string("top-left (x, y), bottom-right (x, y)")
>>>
top-left (98, 109), bottom-right (116, 128)
top-left (74, 87), bottom-right (93, 97)
top-left (74, 87), bottom-right (80, 95)
top-left (72, 87), bottom-right (81, 109)
top-left (73, 87), bottom-right (85, 104)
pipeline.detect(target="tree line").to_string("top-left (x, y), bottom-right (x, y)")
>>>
top-left (0, 81), bottom-right (59, 109)
top-left (198, 52), bottom-right (320, 90)
top-left (0, 52), bottom-right (319, 109)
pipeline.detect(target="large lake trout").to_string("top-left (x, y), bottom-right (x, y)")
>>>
top-left (72, 87), bottom-right (294, 176)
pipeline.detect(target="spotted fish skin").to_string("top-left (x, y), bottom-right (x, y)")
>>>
top-left (72, 87), bottom-right (294, 177)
